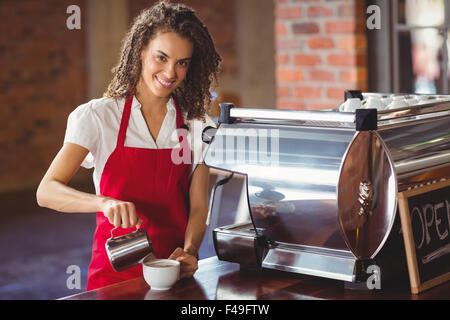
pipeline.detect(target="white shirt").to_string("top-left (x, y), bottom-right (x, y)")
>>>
top-left (64, 96), bottom-right (216, 195)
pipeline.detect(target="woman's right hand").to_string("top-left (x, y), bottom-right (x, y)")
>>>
top-left (36, 142), bottom-right (143, 229)
top-left (101, 198), bottom-right (143, 229)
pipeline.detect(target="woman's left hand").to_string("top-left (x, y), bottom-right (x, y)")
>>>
top-left (168, 247), bottom-right (198, 279)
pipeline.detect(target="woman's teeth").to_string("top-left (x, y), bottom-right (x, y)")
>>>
top-left (157, 76), bottom-right (173, 87)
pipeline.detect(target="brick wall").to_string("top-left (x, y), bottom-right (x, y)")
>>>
top-left (275, 0), bottom-right (368, 110)
top-left (0, 0), bottom-right (87, 193)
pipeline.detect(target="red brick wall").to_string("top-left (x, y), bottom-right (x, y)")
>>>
top-left (0, 0), bottom-right (87, 193)
top-left (275, 0), bottom-right (368, 110)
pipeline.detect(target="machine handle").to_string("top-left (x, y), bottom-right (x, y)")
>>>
top-left (206, 173), bottom-right (234, 226)
top-left (202, 126), bottom-right (217, 144)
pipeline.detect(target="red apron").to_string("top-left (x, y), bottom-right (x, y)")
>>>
top-left (86, 94), bottom-right (191, 291)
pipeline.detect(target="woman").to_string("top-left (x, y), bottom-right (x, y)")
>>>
top-left (36, 1), bottom-right (221, 290)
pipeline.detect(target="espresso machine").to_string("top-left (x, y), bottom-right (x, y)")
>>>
top-left (202, 91), bottom-right (450, 284)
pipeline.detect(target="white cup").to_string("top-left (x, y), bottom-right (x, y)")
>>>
top-left (365, 97), bottom-right (384, 109)
top-left (418, 97), bottom-right (437, 105)
top-left (363, 93), bottom-right (383, 100)
top-left (437, 95), bottom-right (450, 102)
top-left (416, 95), bottom-right (432, 105)
top-left (381, 97), bottom-right (393, 107)
top-left (143, 258), bottom-right (180, 290)
top-left (343, 98), bottom-right (362, 112)
top-left (387, 96), bottom-right (408, 109)
top-left (406, 98), bottom-right (419, 106)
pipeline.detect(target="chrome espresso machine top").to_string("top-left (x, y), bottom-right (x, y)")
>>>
top-left (202, 91), bottom-right (450, 283)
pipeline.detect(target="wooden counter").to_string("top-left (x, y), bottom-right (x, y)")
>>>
top-left (60, 256), bottom-right (450, 300)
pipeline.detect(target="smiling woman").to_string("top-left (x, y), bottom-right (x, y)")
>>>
top-left (137, 32), bottom-right (194, 141)
top-left (36, 0), bottom-right (222, 291)
top-left (144, 40), bottom-right (193, 92)
top-left (105, 1), bottom-right (222, 120)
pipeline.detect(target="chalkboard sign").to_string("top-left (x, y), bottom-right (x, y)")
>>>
top-left (398, 179), bottom-right (450, 294)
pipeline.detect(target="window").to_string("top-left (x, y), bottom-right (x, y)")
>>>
top-left (368, 0), bottom-right (450, 94)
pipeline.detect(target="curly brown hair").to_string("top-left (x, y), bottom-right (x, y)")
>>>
top-left (105, 1), bottom-right (222, 120)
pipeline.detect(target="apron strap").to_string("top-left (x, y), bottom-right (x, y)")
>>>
top-left (117, 94), bottom-right (186, 148)
top-left (173, 97), bottom-right (185, 129)
top-left (117, 94), bottom-right (133, 148)
top-left (173, 97), bottom-right (188, 145)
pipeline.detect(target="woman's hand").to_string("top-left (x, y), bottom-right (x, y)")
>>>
top-left (168, 247), bottom-right (198, 279)
top-left (101, 197), bottom-right (143, 229)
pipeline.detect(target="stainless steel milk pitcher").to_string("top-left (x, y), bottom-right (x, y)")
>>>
top-left (105, 227), bottom-right (154, 272)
